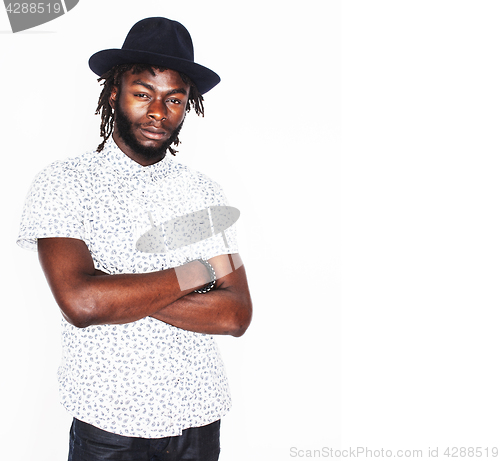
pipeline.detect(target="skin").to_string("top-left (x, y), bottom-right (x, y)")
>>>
top-left (110, 68), bottom-right (189, 166)
top-left (38, 69), bottom-right (252, 336)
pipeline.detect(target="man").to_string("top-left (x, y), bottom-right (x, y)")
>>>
top-left (17, 17), bottom-right (252, 461)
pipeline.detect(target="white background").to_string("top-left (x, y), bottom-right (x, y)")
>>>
top-left (0, 1), bottom-right (498, 460)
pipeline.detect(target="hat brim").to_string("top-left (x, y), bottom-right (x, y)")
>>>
top-left (89, 49), bottom-right (220, 94)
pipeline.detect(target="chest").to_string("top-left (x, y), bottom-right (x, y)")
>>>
top-left (82, 172), bottom-right (214, 274)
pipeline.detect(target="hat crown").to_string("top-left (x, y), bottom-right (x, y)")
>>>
top-left (88, 16), bottom-right (220, 94)
top-left (123, 17), bottom-right (194, 62)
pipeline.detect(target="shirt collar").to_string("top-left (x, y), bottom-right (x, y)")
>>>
top-left (99, 136), bottom-right (175, 184)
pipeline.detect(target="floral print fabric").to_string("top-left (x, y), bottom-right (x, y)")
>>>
top-left (17, 138), bottom-right (237, 437)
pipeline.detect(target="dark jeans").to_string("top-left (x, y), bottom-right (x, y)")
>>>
top-left (68, 418), bottom-right (220, 461)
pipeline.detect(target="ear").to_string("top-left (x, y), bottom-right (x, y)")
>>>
top-left (109, 85), bottom-right (118, 110)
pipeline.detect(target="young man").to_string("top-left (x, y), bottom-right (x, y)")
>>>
top-left (17, 17), bottom-right (252, 461)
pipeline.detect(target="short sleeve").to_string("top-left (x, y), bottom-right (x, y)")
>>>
top-left (212, 181), bottom-right (238, 253)
top-left (192, 177), bottom-right (239, 260)
top-left (17, 162), bottom-right (86, 252)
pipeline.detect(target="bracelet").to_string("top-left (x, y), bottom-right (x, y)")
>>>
top-left (194, 259), bottom-right (217, 294)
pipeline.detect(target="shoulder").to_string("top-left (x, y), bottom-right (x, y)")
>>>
top-left (171, 160), bottom-right (223, 192)
top-left (170, 160), bottom-right (227, 207)
top-left (41, 149), bottom-right (100, 174)
top-left (31, 150), bottom-right (100, 189)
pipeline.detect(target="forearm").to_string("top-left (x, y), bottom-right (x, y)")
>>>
top-left (37, 237), bottom-right (209, 328)
top-left (70, 263), bottom-right (206, 327)
top-left (38, 238), bottom-right (252, 335)
top-left (150, 265), bottom-right (252, 336)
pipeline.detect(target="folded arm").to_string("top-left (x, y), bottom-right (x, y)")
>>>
top-left (37, 237), bottom-right (252, 336)
top-left (150, 253), bottom-right (251, 336)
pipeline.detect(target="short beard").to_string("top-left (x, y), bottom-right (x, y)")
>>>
top-left (113, 102), bottom-right (184, 161)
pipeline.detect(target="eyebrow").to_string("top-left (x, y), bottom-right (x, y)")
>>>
top-left (131, 80), bottom-right (188, 96)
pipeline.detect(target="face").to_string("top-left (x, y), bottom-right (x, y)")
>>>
top-left (109, 68), bottom-right (190, 165)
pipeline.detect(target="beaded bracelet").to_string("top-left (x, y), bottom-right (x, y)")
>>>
top-left (194, 259), bottom-right (217, 294)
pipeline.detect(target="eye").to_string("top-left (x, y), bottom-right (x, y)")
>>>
top-left (166, 98), bottom-right (182, 105)
top-left (135, 93), bottom-right (150, 99)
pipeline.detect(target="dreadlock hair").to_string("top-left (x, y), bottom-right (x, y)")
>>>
top-left (95, 63), bottom-right (205, 155)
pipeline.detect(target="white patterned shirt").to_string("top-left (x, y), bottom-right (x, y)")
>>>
top-left (17, 138), bottom-right (238, 438)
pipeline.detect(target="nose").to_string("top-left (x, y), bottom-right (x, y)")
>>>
top-left (147, 98), bottom-right (167, 121)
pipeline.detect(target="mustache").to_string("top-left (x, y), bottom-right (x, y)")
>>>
top-left (140, 121), bottom-right (167, 129)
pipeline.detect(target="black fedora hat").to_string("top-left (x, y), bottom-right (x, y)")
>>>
top-left (88, 17), bottom-right (220, 94)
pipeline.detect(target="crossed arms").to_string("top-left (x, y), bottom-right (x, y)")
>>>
top-left (38, 237), bottom-right (252, 337)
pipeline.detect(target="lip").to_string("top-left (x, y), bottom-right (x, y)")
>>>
top-left (140, 127), bottom-right (168, 140)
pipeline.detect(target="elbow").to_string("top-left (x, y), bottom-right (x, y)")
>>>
top-left (64, 312), bottom-right (94, 329)
top-left (231, 325), bottom-right (249, 338)
top-left (230, 299), bottom-right (252, 337)
top-left (60, 306), bottom-right (95, 329)
top-left (58, 294), bottom-right (99, 329)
